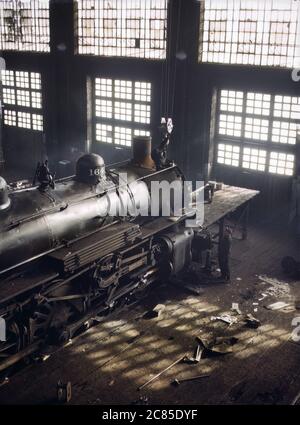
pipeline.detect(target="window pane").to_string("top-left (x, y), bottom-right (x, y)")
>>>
top-left (0, 1), bottom-right (50, 53)
top-left (272, 121), bottom-right (298, 145)
top-left (242, 147), bottom-right (267, 172)
top-left (4, 110), bottom-right (16, 126)
top-left (216, 88), bottom-right (298, 176)
top-left (3, 88), bottom-right (15, 105)
top-left (94, 77), bottom-right (151, 147)
top-left (274, 96), bottom-right (300, 120)
top-left (115, 127), bottom-right (132, 147)
top-left (32, 114), bottom-right (43, 131)
top-left (1, 69), bottom-right (43, 132)
top-left (96, 124), bottom-right (113, 144)
top-left (246, 92), bottom-right (271, 116)
top-left (269, 152), bottom-right (294, 176)
top-left (219, 114), bottom-right (242, 137)
top-left (220, 90), bottom-right (244, 113)
top-left (95, 99), bottom-right (113, 118)
top-left (199, 0), bottom-right (300, 68)
top-left (217, 143), bottom-right (240, 167)
top-left (244, 117), bottom-right (269, 141)
top-left (75, 0), bottom-right (167, 59)
top-left (18, 111), bottom-right (31, 129)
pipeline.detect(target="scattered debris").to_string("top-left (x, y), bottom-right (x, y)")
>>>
top-left (57, 381), bottom-right (72, 403)
top-left (236, 277), bottom-right (242, 281)
top-left (211, 313), bottom-right (238, 326)
top-left (33, 353), bottom-right (51, 363)
top-left (265, 301), bottom-right (291, 311)
top-left (252, 302), bottom-right (259, 306)
top-left (291, 391), bottom-right (300, 405)
top-left (183, 342), bottom-right (203, 364)
top-left (258, 293), bottom-right (268, 301)
top-left (245, 314), bottom-right (261, 329)
top-left (132, 396), bottom-right (149, 405)
top-left (231, 303), bottom-right (242, 315)
top-left (0, 377), bottom-right (9, 388)
top-left (42, 354), bottom-right (50, 362)
top-left (172, 374), bottom-right (210, 386)
top-left (209, 337), bottom-right (238, 354)
top-left (138, 354), bottom-right (185, 391)
top-left (259, 275), bottom-right (291, 299)
top-left (196, 336), bottom-right (238, 355)
top-left (143, 304), bottom-right (165, 319)
top-left (254, 308), bottom-right (258, 312)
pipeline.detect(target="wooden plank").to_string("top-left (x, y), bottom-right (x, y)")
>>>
top-left (203, 185), bottom-right (259, 228)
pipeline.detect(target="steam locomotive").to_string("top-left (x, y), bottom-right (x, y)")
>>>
top-left (0, 133), bottom-right (195, 374)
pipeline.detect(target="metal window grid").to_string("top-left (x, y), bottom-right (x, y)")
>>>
top-left (269, 151), bottom-right (295, 176)
top-left (0, 0), bottom-right (50, 52)
top-left (74, 0), bottom-right (167, 59)
top-left (242, 146), bottom-right (267, 172)
top-left (199, 0), bottom-right (300, 68)
top-left (215, 88), bottom-right (299, 176)
top-left (1, 69), bottom-right (44, 132)
top-left (93, 77), bottom-right (152, 147)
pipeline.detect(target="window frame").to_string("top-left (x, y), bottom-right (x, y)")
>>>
top-left (214, 88), bottom-right (299, 177)
top-left (92, 77), bottom-right (152, 149)
top-left (198, 0), bottom-right (300, 69)
top-left (74, 0), bottom-right (168, 60)
top-left (0, 0), bottom-right (50, 53)
top-left (1, 70), bottom-right (44, 132)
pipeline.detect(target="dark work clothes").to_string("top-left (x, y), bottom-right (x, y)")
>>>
top-left (218, 233), bottom-right (232, 280)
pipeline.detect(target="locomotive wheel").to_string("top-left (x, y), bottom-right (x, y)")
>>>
top-left (30, 301), bottom-right (76, 344)
top-left (0, 321), bottom-right (26, 359)
top-left (30, 302), bottom-right (54, 342)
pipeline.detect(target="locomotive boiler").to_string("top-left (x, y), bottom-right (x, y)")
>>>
top-left (0, 134), bottom-right (195, 374)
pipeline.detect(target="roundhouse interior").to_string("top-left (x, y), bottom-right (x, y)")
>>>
top-left (0, 0), bottom-right (299, 407)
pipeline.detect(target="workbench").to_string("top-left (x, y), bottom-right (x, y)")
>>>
top-left (199, 185), bottom-right (259, 240)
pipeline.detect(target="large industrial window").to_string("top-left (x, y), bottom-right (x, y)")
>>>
top-left (216, 89), bottom-right (300, 176)
top-left (75, 0), bottom-right (167, 59)
top-left (1, 70), bottom-right (44, 131)
top-left (199, 0), bottom-right (300, 68)
top-left (0, 0), bottom-right (50, 52)
top-left (93, 77), bottom-right (151, 147)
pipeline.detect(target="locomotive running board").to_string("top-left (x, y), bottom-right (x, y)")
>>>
top-left (47, 222), bottom-right (142, 273)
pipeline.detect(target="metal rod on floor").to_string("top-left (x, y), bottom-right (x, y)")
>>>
top-left (138, 354), bottom-right (185, 391)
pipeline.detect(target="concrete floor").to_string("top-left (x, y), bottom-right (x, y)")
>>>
top-left (0, 218), bottom-right (299, 405)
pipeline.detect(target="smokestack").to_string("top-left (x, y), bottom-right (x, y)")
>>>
top-left (132, 136), bottom-right (155, 169)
